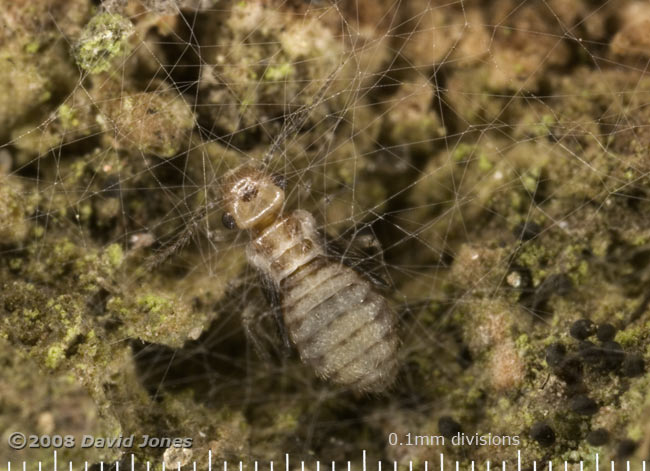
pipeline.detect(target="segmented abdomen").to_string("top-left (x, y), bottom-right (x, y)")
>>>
top-left (247, 209), bottom-right (399, 393)
top-left (281, 256), bottom-right (399, 392)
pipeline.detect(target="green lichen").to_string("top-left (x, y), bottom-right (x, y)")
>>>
top-left (96, 87), bottom-right (195, 158)
top-left (0, 177), bottom-right (31, 244)
top-left (45, 344), bottom-right (65, 369)
top-left (615, 326), bottom-right (646, 348)
top-left (477, 153), bottom-right (493, 171)
top-left (137, 293), bottom-right (173, 317)
top-left (73, 13), bottom-right (134, 74)
top-left (453, 142), bottom-right (477, 162)
top-left (57, 103), bottom-right (80, 129)
top-left (263, 63), bottom-right (294, 81)
top-left (104, 243), bottom-right (124, 268)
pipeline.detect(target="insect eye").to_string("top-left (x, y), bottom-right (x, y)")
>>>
top-left (271, 174), bottom-right (287, 190)
top-left (222, 212), bottom-right (237, 229)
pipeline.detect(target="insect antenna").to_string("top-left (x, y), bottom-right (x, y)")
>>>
top-left (144, 196), bottom-right (224, 271)
top-left (141, 132), bottom-right (244, 271)
top-left (145, 53), bottom-right (349, 270)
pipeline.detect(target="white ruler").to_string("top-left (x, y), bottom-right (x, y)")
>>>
top-left (4, 451), bottom-right (648, 471)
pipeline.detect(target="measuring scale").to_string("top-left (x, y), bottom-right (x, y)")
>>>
top-left (3, 451), bottom-right (648, 471)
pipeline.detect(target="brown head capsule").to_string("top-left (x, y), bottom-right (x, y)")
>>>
top-left (222, 164), bottom-right (400, 393)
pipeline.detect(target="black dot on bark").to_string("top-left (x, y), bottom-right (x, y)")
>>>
top-left (514, 221), bottom-right (542, 241)
top-left (570, 319), bottom-right (596, 340)
top-left (530, 422), bottom-right (555, 447)
top-left (569, 394), bottom-right (599, 415)
top-left (617, 439), bottom-right (638, 458)
top-left (545, 342), bottom-right (566, 367)
top-left (601, 340), bottom-right (625, 371)
top-left (554, 355), bottom-right (583, 384)
top-left (596, 323), bottom-right (616, 342)
top-left (622, 354), bottom-right (645, 377)
top-left (438, 416), bottom-right (462, 439)
top-left (578, 341), bottom-right (602, 365)
top-left (586, 428), bottom-right (609, 446)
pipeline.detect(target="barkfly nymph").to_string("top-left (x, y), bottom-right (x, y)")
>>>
top-left (152, 63), bottom-right (400, 393)
top-left (220, 164), bottom-right (400, 393)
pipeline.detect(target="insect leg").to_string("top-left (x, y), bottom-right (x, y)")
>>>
top-left (241, 301), bottom-right (292, 360)
top-left (272, 305), bottom-right (292, 355)
top-left (241, 303), bottom-right (272, 361)
top-left (260, 275), bottom-right (292, 355)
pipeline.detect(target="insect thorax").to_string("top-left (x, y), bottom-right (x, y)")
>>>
top-left (247, 209), bottom-right (325, 284)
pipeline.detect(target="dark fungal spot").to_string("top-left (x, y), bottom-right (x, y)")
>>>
top-left (601, 340), bottom-right (625, 371)
top-left (524, 273), bottom-right (572, 313)
top-left (570, 319), bottom-right (596, 340)
top-left (578, 341), bottom-right (602, 365)
top-left (569, 394), bottom-right (598, 415)
top-left (457, 345), bottom-right (472, 369)
top-left (564, 381), bottom-right (589, 398)
top-left (617, 439), bottom-right (638, 458)
top-left (554, 355), bottom-right (583, 384)
top-left (438, 416), bottom-right (462, 439)
top-left (536, 274), bottom-right (572, 303)
top-left (596, 323), bottom-right (616, 342)
top-left (530, 422), bottom-right (555, 447)
top-left (514, 221), bottom-right (542, 241)
top-left (545, 342), bottom-right (566, 367)
top-left (622, 354), bottom-right (645, 377)
top-left (586, 428), bottom-right (609, 446)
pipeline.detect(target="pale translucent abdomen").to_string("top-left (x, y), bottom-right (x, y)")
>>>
top-left (248, 210), bottom-right (399, 393)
